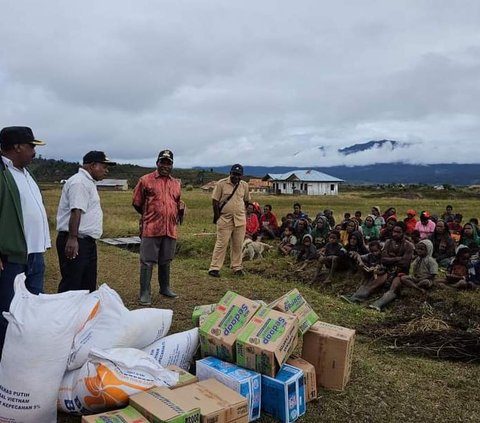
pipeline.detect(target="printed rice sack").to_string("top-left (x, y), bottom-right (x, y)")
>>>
top-left (58, 347), bottom-right (178, 415)
top-left (143, 328), bottom-right (199, 370)
top-left (0, 274), bottom-right (89, 423)
top-left (67, 284), bottom-right (173, 370)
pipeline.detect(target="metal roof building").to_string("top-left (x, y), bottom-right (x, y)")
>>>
top-left (262, 169), bottom-right (343, 195)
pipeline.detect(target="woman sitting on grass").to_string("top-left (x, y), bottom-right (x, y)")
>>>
top-left (371, 206), bottom-right (385, 230)
top-left (339, 219), bottom-right (359, 246)
top-left (245, 203), bottom-right (260, 239)
top-left (429, 219), bottom-right (455, 268)
top-left (361, 215), bottom-right (380, 243)
top-left (459, 222), bottom-right (480, 255)
top-left (310, 216), bottom-right (330, 249)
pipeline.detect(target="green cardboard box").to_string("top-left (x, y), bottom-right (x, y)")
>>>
top-left (199, 291), bottom-right (261, 362)
top-left (269, 288), bottom-right (319, 334)
top-left (236, 306), bottom-right (299, 377)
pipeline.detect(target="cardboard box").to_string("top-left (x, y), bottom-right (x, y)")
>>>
top-left (81, 405), bottom-right (149, 422)
top-left (261, 364), bottom-right (306, 423)
top-left (269, 289), bottom-right (319, 335)
top-left (236, 306), bottom-right (299, 377)
top-left (199, 291), bottom-right (261, 362)
top-left (166, 365), bottom-right (198, 389)
top-left (192, 304), bottom-right (217, 326)
top-left (286, 355), bottom-right (317, 402)
top-left (301, 321), bottom-right (355, 391)
top-left (129, 387), bottom-right (201, 423)
top-left (196, 356), bottom-right (261, 421)
top-left (179, 379), bottom-right (249, 423)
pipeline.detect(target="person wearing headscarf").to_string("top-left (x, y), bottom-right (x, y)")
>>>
top-left (361, 215), bottom-right (380, 243)
top-left (311, 215), bottom-right (330, 249)
top-left (371, 206), bottom-right (385, 230)
top-left (404, 209), bottom-right (417, 234)
top-left (459, 222), bottom-right (480, 254)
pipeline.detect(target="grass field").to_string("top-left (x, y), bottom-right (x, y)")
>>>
top-left (37, 186), bottom-right (480, 423)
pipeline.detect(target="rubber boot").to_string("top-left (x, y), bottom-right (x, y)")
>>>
top-left (340, 285), bottom-right (371, 304)
top-left (139, 266), bottom-right (152, 306)
top-left (159, 263), bottom-right (177, 298)
top-left (369, 290), bottom-right (397, 311)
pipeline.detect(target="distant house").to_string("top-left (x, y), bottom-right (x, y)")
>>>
top-left (96, 179), bottom-right (128, 191)
top-left (248, 178), bottom-right (271, 193)
top-left (262, 170), bottom-right (343, 196)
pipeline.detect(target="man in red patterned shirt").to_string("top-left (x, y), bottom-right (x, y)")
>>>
top-left (132, 149), bottom-right (183, 305)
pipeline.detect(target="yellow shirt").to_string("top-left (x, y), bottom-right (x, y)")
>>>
top-left (212, 177), bottom-right (251, 226)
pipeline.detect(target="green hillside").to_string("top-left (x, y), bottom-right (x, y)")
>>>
top-left (29, 157), bottom-right (228, 187)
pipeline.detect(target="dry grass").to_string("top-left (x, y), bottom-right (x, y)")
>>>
top-left (37, 187), bottom-right (480, 423)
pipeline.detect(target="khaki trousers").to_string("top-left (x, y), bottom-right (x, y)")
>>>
top-left (209, 218), bottom-right (246, 272)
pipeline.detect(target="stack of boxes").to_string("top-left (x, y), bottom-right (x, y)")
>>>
top-left (81, 288), bottom-right (356, 423)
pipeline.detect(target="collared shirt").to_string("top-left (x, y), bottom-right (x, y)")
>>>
top-left (212, 177), bottom-right (250, 227)
top-left (132, 171), bottom-right (181, 238)
top-left (56, 168), bottom-right (103, 239)
top-left (1, 156), bottom-right (51, 254)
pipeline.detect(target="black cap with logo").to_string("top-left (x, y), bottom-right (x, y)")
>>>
top-left (230, 164), bottom-right (244, 175)
top-left (83, 151), bottom-right (116, 165)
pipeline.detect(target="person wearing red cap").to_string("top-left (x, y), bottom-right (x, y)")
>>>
top-left (0, 126), bottom-right (50, 358)
top-left (133, 149), bottom-right (184, 304)
top-left (208, 164), bottom-right (251, 277)
top-left (414, 211), bottom-right (436, 240)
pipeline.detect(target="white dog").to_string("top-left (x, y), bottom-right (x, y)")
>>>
top-left (242, 238), bottom-right (272, 260)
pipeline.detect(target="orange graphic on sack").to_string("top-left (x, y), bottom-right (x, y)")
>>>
top-left (84, 364), bottom-right (149, 410)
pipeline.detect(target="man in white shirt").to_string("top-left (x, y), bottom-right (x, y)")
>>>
top-left (0, 126), bottom-right (50, 358)
top-left (56, 151), bottom-right (116, 292)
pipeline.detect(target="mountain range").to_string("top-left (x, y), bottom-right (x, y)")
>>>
top-left (196, 140), bottom-right (479, 185)
top-left (197, 163), bottom-right (480, 185)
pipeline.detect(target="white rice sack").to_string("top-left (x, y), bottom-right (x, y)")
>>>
top-left (143, 328), bottom-right (199, 370)
top-left (67, 284), bottom-right (127, 370)
top-left (67, 284), bottom-right (172, 370)
top-left (120, 308), bottom-right (173, 349)
top-left (58, 347), bottom-right (178, 415)
top-left (0, 274), bottom-right (89, 423)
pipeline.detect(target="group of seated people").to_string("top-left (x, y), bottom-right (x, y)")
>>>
top-left (244, 202), bottom-right (480, 312)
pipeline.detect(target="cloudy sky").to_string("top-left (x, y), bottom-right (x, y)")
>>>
top-left (1, 1), bottom-right (479, 168)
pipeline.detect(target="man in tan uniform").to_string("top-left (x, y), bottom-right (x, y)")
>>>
top-left (208, 164), bottom-right (251, 277)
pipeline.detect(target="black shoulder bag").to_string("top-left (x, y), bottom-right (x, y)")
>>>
top-left (213, 183), bottom-right (240, 223)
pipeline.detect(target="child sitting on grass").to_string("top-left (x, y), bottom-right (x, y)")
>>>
top-left (278, 226), bottom-right (297, 256)
top-left (311, 230), bottom-right (346, 284)
top-left (295, 234), bottom-right (318, 271)
top-left (440, 245), bottom-right (479, 290)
